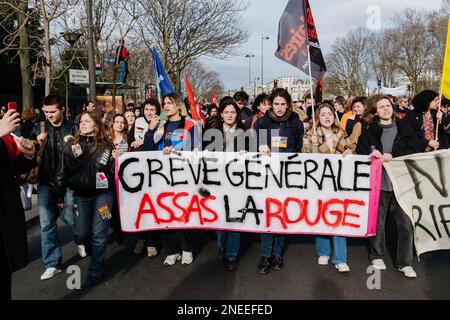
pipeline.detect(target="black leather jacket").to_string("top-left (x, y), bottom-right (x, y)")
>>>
top-left (53, 136), bottom-right (115, 202)
top-left (29, 118), bottom-right (79, 186)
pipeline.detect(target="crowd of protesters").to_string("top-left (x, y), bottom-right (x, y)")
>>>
top-left (1, 86), bottom-right (450, 297)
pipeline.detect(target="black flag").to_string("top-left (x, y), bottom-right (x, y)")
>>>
top-left (275, 0), bottom-right (327, 80)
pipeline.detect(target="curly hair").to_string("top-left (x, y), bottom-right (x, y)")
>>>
top-left (363, 94), bottom-right (398, 125)
top-left (251, 93), bottom-right (270, 114)
top-left (411, 90), bottom-right (438, 114)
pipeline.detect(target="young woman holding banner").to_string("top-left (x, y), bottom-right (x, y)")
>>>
top-left (203, 97), bottom-right (250, 271)
top-left (144, 93), bottom-right (200, 266)
top-left (107, 114), bottom-right (129, 246)
top-left (302, 103), bottom-right (354, 273)
top-left (254, 88), bottom-right (304, 274)
top-left (356, 95), bottom-right (417, 278)
top-left (54, 112), bottom-right (115, 287)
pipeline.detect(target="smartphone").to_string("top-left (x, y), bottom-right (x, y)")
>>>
top-left (7, 102), bottom-right (17, 111)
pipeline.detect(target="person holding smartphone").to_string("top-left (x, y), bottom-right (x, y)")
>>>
top-left (0, 109), bottom-right (37, 300)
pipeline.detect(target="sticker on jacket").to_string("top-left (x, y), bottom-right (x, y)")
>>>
top-left (272, 136), bottom-right (288, 148)
top-left (170, 131), bottom-right (185, 150)
top-left (98, 150), bottom-right (111, 166)
top-left (71, 144), bottom-right (83, 158)
top-left (96, 172), bottom-right (109, 189)
top-left (98, 204), bottom-right (112, 221)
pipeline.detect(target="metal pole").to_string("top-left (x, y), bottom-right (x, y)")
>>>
top-left (261, 36), bottom-right (269, 89)
top-left (248, 56), bottom-right (251, 84)
top-left (86, 0), bottom-right (97, 103)
top-left (261, 37), bottom-right (264, 88)
top-left (307, 44), bottom-right (316, 136)
top-left (65, 73), bottom-right (69, 119)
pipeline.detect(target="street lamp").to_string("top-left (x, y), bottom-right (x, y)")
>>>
top-left (61, 31), bottom-right (82, 47)
top-left (97, 39), bottom-right (108, 82)
top-left (261, 35), bottom-right (269, 89)
top-left (245, 54), bottom-right (255, 85)
top-left (61, 31), bottom-right (82, 118)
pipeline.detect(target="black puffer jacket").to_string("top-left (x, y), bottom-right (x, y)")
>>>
top-left (53, 136), bottom-right (115, 202)
top-left (29, 119), bottom-right (79, 186)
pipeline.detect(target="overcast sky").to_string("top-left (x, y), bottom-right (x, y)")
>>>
top-left (200, 0), bottom-right (443, 90)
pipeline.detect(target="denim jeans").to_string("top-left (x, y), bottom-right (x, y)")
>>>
top-left (370, 191), bottom-right (414, 268)
top-left (74, 191), bottom-right (113, 280)
top-left (315, 236), bottom-right (347, 264)
top-left (217, 231), bottom-right (240, 261)
top-left (38, 184), bottom-right (78, 269)
top-left (117, 61), bottom-right (127, 83)
top-left (260, 234), bottom-right (284, 258)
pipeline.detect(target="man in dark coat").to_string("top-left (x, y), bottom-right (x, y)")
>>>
top-left (0, 109), bottom-right (37, 300)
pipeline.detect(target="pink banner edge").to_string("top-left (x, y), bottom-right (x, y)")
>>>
top-left (367, 157), bottom-right (382, 237)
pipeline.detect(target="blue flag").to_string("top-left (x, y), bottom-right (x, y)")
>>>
top-left (152, 47), bottom-right (175, 97)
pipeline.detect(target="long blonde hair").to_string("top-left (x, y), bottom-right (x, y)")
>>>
top-left (313, 103), bottom-right (341, 134)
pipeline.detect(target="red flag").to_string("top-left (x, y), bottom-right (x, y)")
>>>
top-left (314, 79), bottom-right (324, 103)
top-left (210, 94), bottom-right (218, 106)
top-left (184, 73), bottom-right (205, 125)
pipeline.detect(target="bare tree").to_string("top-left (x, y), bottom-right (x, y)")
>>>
top-left (124, 44), bottom-right (155, 103)
top-left (393, 9), bottom-right (435, 95)
top-left (367, 28), bottom-right (401, 88)
top-left (137, 0), bottom-right (248, 93)
top-left (184, 60), bottom-right (224, 102)
top-left (325, 28), bottom-right (371, 96)
top-left (428, 10), bottom-right (448, 89)
top-left (108, 0), bottom-right (145, 110)
top-left (0, 0), bottom-right (35, 109)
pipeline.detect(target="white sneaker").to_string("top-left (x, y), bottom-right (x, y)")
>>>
top-left (77, 245), bottom-right (87, 258)
top-left (147, 246), bottom-right (158, 257)
top-left (163, 253), bottom-right (181, 266)
top-left (40, 267), bottom-right (62, 280)
top-left (318, 256), bottom-right (330, 265)
top-left (398, 266), bottom-right (417, 278)
top-left (181, 251), bottom-right (193, 265)
top-left (372, 259), bottom-right (387, 270)
top-left (335, 263), bottom-right (350, 273)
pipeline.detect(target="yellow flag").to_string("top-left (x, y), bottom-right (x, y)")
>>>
top-left (441, 19), bottom-right (450, 99)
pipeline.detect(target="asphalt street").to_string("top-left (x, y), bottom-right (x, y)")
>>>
top-left (11, 214), bottom-right (450, 300)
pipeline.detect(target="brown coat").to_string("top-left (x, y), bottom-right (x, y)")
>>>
top-left (302, 126), bottom-right (354, 154)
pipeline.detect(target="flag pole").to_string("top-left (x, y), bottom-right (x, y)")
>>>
top-left (304, 0), bottom-right (317, 136)
top-left (435, 91), bottom-right (442, 142)
top-left (307, 45), bottom-right (317, 136)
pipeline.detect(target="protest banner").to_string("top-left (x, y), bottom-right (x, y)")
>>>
top-left (384, 149), bottom-right (450, 256)
top-left (381, 85), bottom-right (408, 97)
top-left (116, 151), bottom-right (382, 237)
